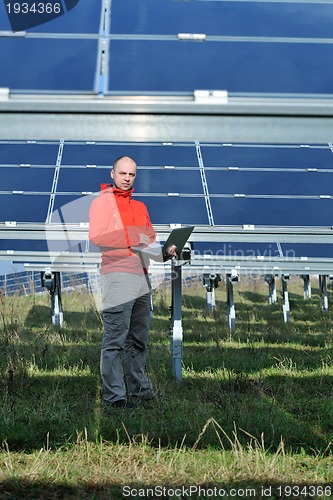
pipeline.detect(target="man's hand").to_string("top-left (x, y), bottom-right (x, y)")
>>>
top-left (164, 244), bottom-right (177, 260)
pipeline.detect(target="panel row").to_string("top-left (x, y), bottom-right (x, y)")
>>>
top-left (1, 143), bottom-right (332, 168)
top-left (1, 192), bottom-right (333, 227)
top-left (3, 166), bottom-right (333, 196)
top-left (1, 37), bottom-right (333, 94)
top-left (2, 0), bottom-right (332, 37)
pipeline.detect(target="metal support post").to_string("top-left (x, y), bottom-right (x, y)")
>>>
top-left (301, 274), bottom-right (311, 300)
top-left (319, 275), bottom-right (328, 313)
top-left (281, 274), bottom-right (290, 323)
top-left (203, 273), bottom-right (221, 313)
top-left (51, 272), bottom-right (63, 326)
top-left (226, 270), bottom-right (239, 332)
top-left (41, 269), bottom-right (64, 326)
top-left (170, 262), bottom-right (183, 382)
top-left (265, 274), bottom-right (277, 304)
top-left (207, 286), bottom-right (216, 312)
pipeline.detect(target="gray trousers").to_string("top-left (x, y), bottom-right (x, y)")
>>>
top-left (100, 272), bottom-right (153, 403)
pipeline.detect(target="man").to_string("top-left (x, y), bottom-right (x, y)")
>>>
top-left (89, 156), bottom-right (175, 409)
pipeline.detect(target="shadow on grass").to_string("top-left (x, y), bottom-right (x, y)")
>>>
top-left (24, 304), bottom-right (101, 332)
top-left (0, 372), bottom-right (99, 451)
top-left (116, 374), bottom-right (332, 452)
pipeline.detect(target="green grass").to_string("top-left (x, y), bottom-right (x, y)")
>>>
top-left (0, 276), bottom-right (333, 498)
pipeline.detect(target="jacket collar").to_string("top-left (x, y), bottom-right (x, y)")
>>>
top-left (111, 186), bottom-right (134, 198)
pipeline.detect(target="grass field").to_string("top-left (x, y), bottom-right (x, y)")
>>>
top-left (0, 275), bottom-right (332, 499)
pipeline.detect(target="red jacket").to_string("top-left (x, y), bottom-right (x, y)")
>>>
top-left (89, 187), bottom-right (155, 274)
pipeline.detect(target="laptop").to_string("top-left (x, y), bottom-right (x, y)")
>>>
top-left (132, 225), bottom-right (194, 259)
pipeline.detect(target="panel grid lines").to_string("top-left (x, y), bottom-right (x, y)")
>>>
top-left (2, 0), bottom-right (333, 97)
top-left (1, 140), bottom-right (333, 231)
top-left (46, 141), bottom-right (64, 224)
top-left (196, 142), bottom-right (214, 226)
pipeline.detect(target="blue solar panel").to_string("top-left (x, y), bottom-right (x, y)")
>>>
top-left (0, 194), bottom-right (50, 223)
top-left (134, 169), bottom-right (203, 194)
top-left (136, 196), bottom-right (209, 226)
top-left (107, 40), bottom-right (333, 94)
top-left (0, 239), bottom-right (49, 252)
top-left (61, 144), bottom-right (198, 167)
top-left (29, 2), bottom-right (102, 34)
top-left (57, 167), bottom-right (202, 194)
top-left (1, 141), bottom-right (333, 264)
top-left (205, 171), bottom-right (333, 196)
top-left (0, 0), bottom-right (102, 33)
top-left (0, 39), bottom-right (98, 91)
top-left (0, 167), bottom-right (54, 191)
top-left (57, 168), bottom-right (109, 192)
top-left (281, 243), bottom-right (333, 258)
top-left (210, 198), bottom-right (333, 226)
top-left (52, 194), bottom-right (92, 223)
top-left (200, 145), bottom-right (333, 170)
top-left (110, 0), bottom-right (333, 39)
top-left (0, 143), bottom-right (59, 165)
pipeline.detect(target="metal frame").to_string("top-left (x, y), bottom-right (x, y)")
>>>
top-left (319, 274), bottom-right (329, 312)
top-left (3, 225), bottom-right (333, 274)
top-left (281, 274), bottom-right (290, 322)
top-left (302, 274), bottom-right (312, 299)
top-left (40, 269), bottom-right (64, 326)
top-left (202, 273), bottom-right (221, 312)
top-left (2, 98), bottom-right (333, 143)
top-left (170, 262), bottom-right (183, 382)
top-left (226, 271), bottom-right (239, 331)
top-left (265, 274), bottom-right (277, 304)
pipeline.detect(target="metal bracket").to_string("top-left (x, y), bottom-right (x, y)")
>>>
top-left (281, 274), bottom-right (290, 322)
top-left (301, 274), bottom-right (312, 300)
top-left (170, 262), bottom-right (183, 382)
top-left (265, 274), bottom-right (277, 304)
top-left (226, 270), bottom-right (239, 332)
top-left (319, 275), bottom-right (328, 313)
top-left (203, 273), bottom-right (221, 312)
top-left (41, 269), bottom-right (63, 326)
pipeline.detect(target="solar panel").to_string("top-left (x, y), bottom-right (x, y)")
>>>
top-left (0, 38), bottom-right (99, 92)
top-left (0, 239), bottom-right (49, 252)
top-left (0, 142), bottom-right (59, 165)
top-left (61, 143), bottom-right (198, 166)
top-left (205, 170), bottom-right (333, 196)
top-left (0, 0), bottom-right (102, 33)
top-left (1, 0), bottom-right (333, 146)
top-left (0, 166), bottom-right (54, 191)
top-left (280, 243), bottom-right (333, 258)
top-left (136, 195), bottom-right (209, 226)
top-left (0, 194), bottom-right (50, 223)
top-left (107, 39), bottom-right (333, 94)
top-left (110, 0), bottom-right (333, 38)
top-left (210, 197), bottom-right (333, 226)
top-left (200, 144), bottom-right (333, 169)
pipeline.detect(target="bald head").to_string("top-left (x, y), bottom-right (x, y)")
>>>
top-left (111, 156), bottom-right (137, 191)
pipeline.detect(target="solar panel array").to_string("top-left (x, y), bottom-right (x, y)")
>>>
top-left (1, 140), bottom-right (333, 266)
top-left (1, 0), bottom-right (333, 275)
top-left (1, 0), bottom-right (333, 98)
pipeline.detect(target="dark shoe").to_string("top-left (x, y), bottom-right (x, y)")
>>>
top-left (104, 399), bottom-right (136, 409)
top-left (130, 391), bottom-right (156, 403)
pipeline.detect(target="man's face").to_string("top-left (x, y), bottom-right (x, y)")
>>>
top-left (111, 157), bottom-right (137, 191)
